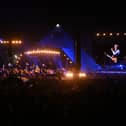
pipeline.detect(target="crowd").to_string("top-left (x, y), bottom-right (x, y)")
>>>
top-left (0, 62), bottom-right (66, 81)
top-left (0, 76), bottom-right (125, 123)
top-left (0, 62), bottom-right (126, 123)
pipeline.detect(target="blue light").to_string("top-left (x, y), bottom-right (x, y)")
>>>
top-left (62, 48), bottom-right (75, 62)
top-left (119, 64), bottom-right (123, 70)
top-left (96, 71), bottom-right (126, 74)
top-left (119, 64), bottom-right (123, 67)
top-left (81, 49), bottom-right (101, 72)
top-left (38, 26), bottom-right (75, 67)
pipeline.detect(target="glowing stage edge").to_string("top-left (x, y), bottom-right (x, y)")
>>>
top-left (24, 49), bottom-right (61, 55)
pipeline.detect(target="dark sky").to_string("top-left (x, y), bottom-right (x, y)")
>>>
top-left (0, 7), bottom-right (126, 41)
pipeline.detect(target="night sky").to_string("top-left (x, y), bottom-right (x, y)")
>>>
top-left (0, 6), bottom-right (126, 42)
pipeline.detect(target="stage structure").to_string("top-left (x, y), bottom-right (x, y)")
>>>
top-left (36, 24), bottom-right (100, 72)
top-left (37, 24), bottom-right (76, 70)
top-left (24, 48), bottom-right (73, 70)
top-left (79, 33), bottom-right (101, 72)
top-left (91, 32), bottom-right (126, 71)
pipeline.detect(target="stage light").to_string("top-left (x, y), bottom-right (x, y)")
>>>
top-left (65, 72), bottom-right (74, 78)
top-left (64, 54), bottom-right (66, 56)
top-left (79, 72), bottom-right (86, 78)
top-left (67, 58), bottom-right (69, 60)
top-left (24, 49), bottom-right (60, 55)
top-left (3, 41), bottom-right (6, 44)
top-left (16, 41), bottom-right (18, 44)
top-left (103, 33), bottom-right (106, 36)
top-left (0, 40), bottom-right (3, 44)
top-left (11, 40), bottom-right (22, 44)
top-left (18, 40), bottom-right (22, 44)
top-left (109, 33), bottom-right (113, 36)
top-left (116, 33), bottom-right (120, 36)
top-left (4, 41), bottom-right (9, 44)
top-left (12, 41), bottom-right (15, 44)
top-left (96, 33), bottom-right (100, 36)
top-left (119, 64), bottom-right (123, 70)
top-left (124, 33), bottom-right (126, 36)
top-left (56, 24), bottom-right (60, 28)
top-left (69, 61), bottom-right (72, 64)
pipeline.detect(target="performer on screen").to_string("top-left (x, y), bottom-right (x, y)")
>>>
top-left (104, 44), bottom-right (120, 64)
top-left (111, 44), bottom-right (120, 57)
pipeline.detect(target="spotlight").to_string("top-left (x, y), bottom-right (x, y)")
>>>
top-left (18, 40), bottom-right (22, 44)
top-left (3, 41), bottom-right (6, 44)
top-left (65, 72), bottom-right (74, 78)
top-left (69, 61), bottom-right (72, 64)
top-left (124, 33), bottom-right (126, 36)
top-left (24, 49), bottom-right (60, 55)
top-left (0, 40), bottom-right (3, 44)
top-left (79, 72), bottom-right (86, 78)
top-left (116, 33), bottom-right (120, 36)
top-left (56, 24), bottom-right (60, 28)
top-left (103, 33), bottom-right (106, 36)
top-left (15, 41), bottom-right (18, 44)
top-left (96, 33), bottom-right (100, 36)
top-left (12, 41), bottom-right (15, 44)
top-left (109, 33), bottom-right (113, 36)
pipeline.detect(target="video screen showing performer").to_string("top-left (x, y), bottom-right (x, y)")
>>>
top-left (92, 33), bottom-right (126, 67)
top-left (104, 44), bottom-right (120, 64)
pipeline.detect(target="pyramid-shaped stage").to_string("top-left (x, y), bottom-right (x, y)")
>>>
top-left (36, 25), bottom-right (99, 72)
top-left (38, 25), bottom-right (75, 63)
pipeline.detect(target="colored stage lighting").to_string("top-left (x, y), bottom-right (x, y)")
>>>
top-left (109, 33), bottom-right (113, 36)
top-left (12, 41), bottom-right (15, 44)
top-left (15, 41), bottom-right (18, 44)
top-left (0, 40), bottom-right (3, 44)
top-left (11, 40), bottom-right (22, 44)
top-left (3, 41), bottom-right (6, 44)
top-left (116, 33), bottom-right (120, 36)
top-left (56, 24), bottom-right (60, 28)
top-left (24, 49), bottom-right (61, 55)
top-left (124, 33), bottom-right (126, 36)
top-left (1, 40), bottom-right (10, 44)
top-left (18, 40), bottom-right (22, 44)
top-left (69, 61), bottom-right (72, 64)
top-left (103, 33), bottom-right (106, 36)
top-left (79, 72), bottom-right (86, 78)
top-left (96, 33), bottom-right (100, 36)
top-left (65, 72), bottom-right (74, 78)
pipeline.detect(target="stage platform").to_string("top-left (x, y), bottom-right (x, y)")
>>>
top-left (87, 70), bottom-right (126, 79)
